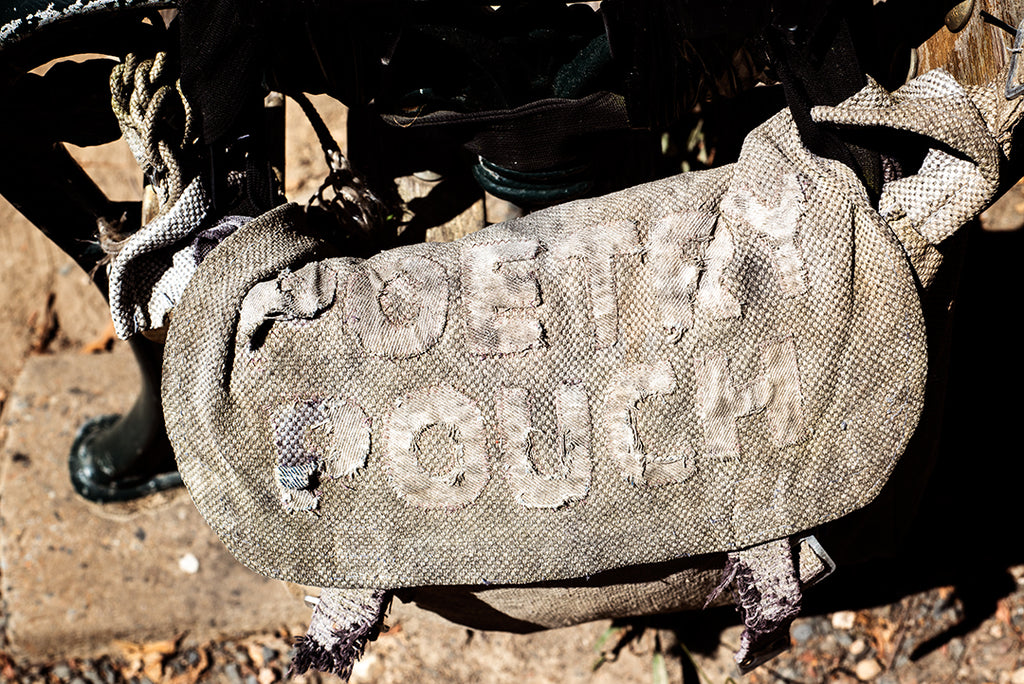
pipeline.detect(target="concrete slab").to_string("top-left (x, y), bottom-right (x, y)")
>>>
top-left (0, 349), bottom-right (310, 659)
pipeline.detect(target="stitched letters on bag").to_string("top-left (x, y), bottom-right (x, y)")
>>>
top-left (266, 200), bottom-right (809, 511)
top-left (267, 343), bottom-right (806, 510)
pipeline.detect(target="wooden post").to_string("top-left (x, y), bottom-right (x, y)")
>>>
top-left (917, 0), bottom-right (1024, 86)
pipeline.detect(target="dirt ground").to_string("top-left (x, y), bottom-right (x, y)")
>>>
top-left (2, 92), bottom-right (1024, 684)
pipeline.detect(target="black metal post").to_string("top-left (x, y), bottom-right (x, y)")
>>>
top-left (0, 130), bottom-right (181, 502)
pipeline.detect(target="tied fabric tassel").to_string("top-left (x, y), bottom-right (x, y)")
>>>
top-left (290, 587), bottom-right (390, 680)
top-left (705, 537), bottom-right (802, 673)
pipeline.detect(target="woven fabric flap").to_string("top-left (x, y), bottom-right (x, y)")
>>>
top-left (158, 71), bottom-right (1024, 590)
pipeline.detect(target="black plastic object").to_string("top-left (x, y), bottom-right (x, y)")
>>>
top-left (472, 157), bottom-right (592, 206)
top-left (68, 335), bottom-right (182, 502)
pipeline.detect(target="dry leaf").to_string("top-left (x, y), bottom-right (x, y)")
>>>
top-left (997, 599), bottom-right (1012, 626)
top-left (81, 320), bottom-right (117, 354)
top-left (28, 292), bottom-right (58, 354)
top-left (0, 653), bottom-right (17, 680)
top-left (145, 638), bottom-right (181, 656)
top-left (247, 642), bottom-right (266, 669)
top-left (143, 651), bottom-right (165, 681)
top-left (115, 634), bottom-right (182, 682)
top-left (113, 640), bottom-right (145, 677)
top-left (867, 617), bottom-right (897, 662)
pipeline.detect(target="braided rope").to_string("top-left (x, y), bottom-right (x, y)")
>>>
top-left (110, 52), bottom-right (195, 211)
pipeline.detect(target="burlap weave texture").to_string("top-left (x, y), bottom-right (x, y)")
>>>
top-left (163, 69), bottom-right (1014, 594)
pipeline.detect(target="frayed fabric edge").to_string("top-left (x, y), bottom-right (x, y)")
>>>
top-left (290, 587), bottom-right (390, 681)
top-left (706, 537), bottom-right (803, 673)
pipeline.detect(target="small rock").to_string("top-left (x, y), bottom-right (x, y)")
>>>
top-left (262, 645), bottom-right (279, 665)
top-left (947, 638), bottom-right (966, 661)
top-left (178, 553), bottom-right (200, 574)
top-left (235, 647), bottom-right (252, 667)
top-left (258, 667), bottom-right (279, 684)
top-left (850, 639), bottom-right (867, 656)
top-left (1010, 666), bottom-right (1024, 684)
top-left (1013, 607), bottom-right (1024, 633)
top-left (854, 658), bottom-right (882, 681)
top-left (52, 664), bottom-right (72, 680)
top-left (244, 643), bottom-right (264, 669)
top-left (832, 611), bottom-right (858, 630)
top-left (166, 658), bottom-right (186, 676)
top-left (351, 654), bottom-right (382, 682)
top-left (225, 663), bottom-right (244, 684)
top-left (990, 623), bottom-right (1005, 639)
top-left (791, 621), bottom-right (815, 643)
top-left (100, 660), bottom-right (117, 684)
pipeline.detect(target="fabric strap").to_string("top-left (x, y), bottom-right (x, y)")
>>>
top-left (291, 587), bottom-right (390, 679)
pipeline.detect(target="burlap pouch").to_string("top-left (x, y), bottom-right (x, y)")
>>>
top-left (162, 69), bottom-right (1022, 677)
